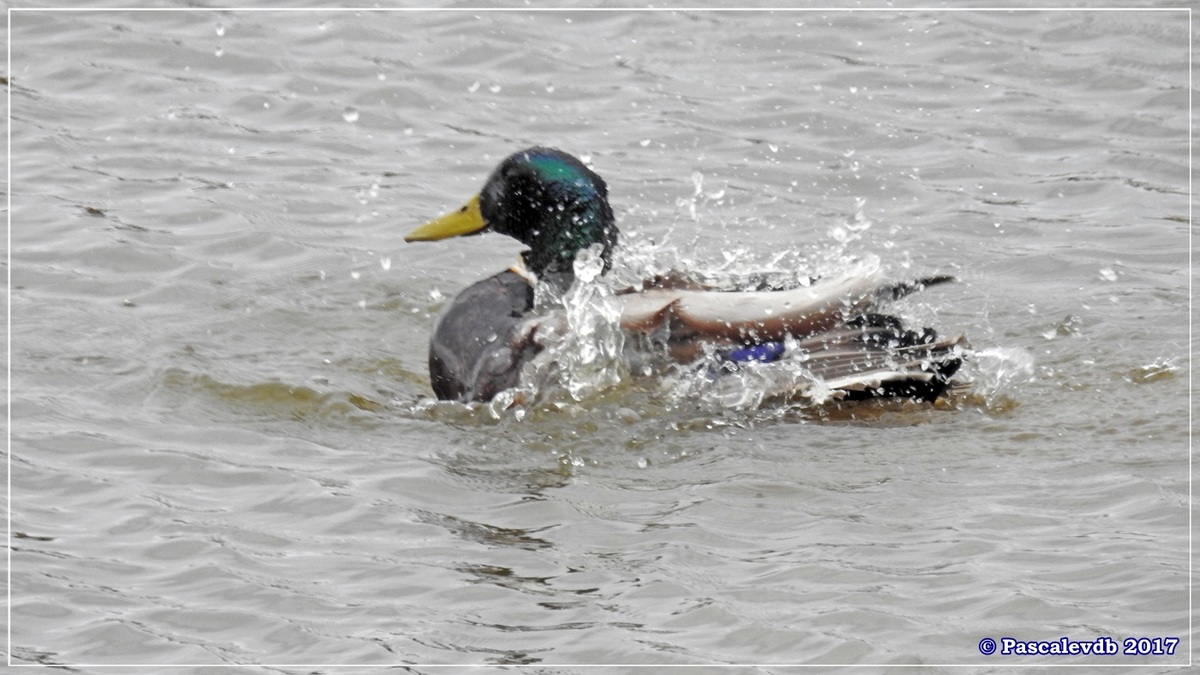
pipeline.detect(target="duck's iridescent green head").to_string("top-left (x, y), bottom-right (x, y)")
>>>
top-left (406, 147), bottom-right (618, 279)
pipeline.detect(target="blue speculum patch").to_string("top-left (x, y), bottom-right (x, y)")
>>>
top-left (722, 342), bottom-right (787, 364)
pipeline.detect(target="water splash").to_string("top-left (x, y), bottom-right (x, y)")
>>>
top-left (1126, 357), bottom-right (1177, 384)
top-left (666, 349), bottom-right (814, 411)
top-left (515, 244), bottom-right (628, 404)
top-left (971, 347), bottom-right (1036, 406)
top-left (827, 197), bottom-right (872, 246)
top-left (675, 171), bottom-right (728, 223)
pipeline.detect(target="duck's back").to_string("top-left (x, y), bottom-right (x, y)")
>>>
top-left (428, 270), bottom-right (538, 402)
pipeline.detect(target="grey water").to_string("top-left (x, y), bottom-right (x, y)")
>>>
top-left (8, 6), bottom-right (1192, 673)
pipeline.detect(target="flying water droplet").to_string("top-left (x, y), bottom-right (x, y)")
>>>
top-left (573, 244), bottom-right (606, 283)
top-left (342, 107), bottom-right (359, 123)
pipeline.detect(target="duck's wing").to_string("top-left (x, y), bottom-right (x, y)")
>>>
top-left (616, 261), bottom-right (965, 403)
top-left (616, 261), bottom-right (886, 342)
top-left (786, 323), bottom-right (965, 402)
top-left (700, 322), bottom-right (965, 405)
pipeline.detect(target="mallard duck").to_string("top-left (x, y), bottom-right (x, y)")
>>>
top-left (406, 147), bottom-right (964, 404)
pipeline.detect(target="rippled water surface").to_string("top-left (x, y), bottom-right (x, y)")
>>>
top-left (8, 6), bottom-right (1192, 672)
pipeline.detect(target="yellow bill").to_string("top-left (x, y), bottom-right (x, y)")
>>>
top-left (404, 194), bottom-right (487, 242)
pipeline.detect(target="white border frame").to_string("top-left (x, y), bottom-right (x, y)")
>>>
top-left (4, 5), bottom-right (1192, 670)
